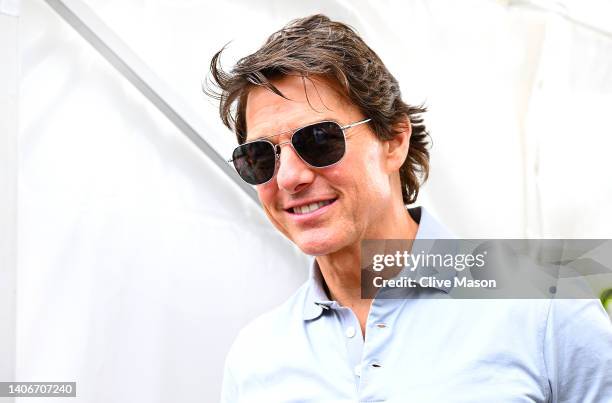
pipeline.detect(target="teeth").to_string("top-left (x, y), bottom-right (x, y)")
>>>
top-left (292, 200), bottom-right (333, 214)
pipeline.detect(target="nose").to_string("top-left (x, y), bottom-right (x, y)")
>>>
top-left (275, 142), bottom-right (315, 194)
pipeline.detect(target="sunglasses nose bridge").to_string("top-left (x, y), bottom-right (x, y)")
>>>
top-left (274, 139), bottom-right (293, 157)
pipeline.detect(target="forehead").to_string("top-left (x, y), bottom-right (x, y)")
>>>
top-left (244, 75), bottom-right (355, 141)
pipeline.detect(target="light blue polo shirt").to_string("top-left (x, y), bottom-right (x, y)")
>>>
top-left (220, 207), bottom-right (612, 402)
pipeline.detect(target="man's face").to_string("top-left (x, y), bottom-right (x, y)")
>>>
top-left (245, 75), bottom-right (397, 256)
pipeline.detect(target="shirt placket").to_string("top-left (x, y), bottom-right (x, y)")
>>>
top-left (357, 299), bottom-right (393, 402)
top-left (333, 305), bottom-right (364, 386)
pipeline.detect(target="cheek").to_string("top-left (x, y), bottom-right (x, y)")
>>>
top-left (363, 141), bottom-right (385, 172)
top-left (257, 184), bottom-right (292, 236)
top-left (350, 142), bottom-right (386, 183)
top-left (354, 144), bottom-right (391, 201)
top-left (256, 183), bottom-right (280, 217)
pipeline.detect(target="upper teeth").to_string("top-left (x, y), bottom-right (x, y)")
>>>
top-left (292, 200), bottom-right (333, 214)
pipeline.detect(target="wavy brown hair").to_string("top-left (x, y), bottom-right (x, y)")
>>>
top-left (205, 14), bottom-right (430, 204)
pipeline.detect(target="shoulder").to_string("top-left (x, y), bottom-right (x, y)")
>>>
top-left (453, 296), bottom-right (611, 342)
top-left (224, 281), bottom-right (311, 370)
top-left (543, 297), bottom-right (612, 349)
top-left (220, 282), bottom-right (312, 402)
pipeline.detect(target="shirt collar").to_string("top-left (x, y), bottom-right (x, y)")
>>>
top-left (302, 206), bottom-right (454, 320)
top-left (302, 260), bottom-right (335, 320)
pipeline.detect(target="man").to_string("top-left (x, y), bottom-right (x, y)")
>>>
top-left (207, 14), bottom-right (612, 402)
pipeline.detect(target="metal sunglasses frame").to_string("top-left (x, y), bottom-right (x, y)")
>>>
top-left (228, 118), bottom-right (372, 185)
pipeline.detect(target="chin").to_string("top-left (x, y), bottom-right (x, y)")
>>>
top-left (293, 232), bottom-right (345, 256)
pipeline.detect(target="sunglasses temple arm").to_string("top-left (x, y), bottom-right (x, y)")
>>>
top-left (341, 118), bottom-right (372, 130)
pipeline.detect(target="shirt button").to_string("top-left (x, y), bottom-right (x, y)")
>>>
top-left (354, 365), bottom-right (361, 377)
top-left (376, 323), bottom-right (387, 329)
top-left (345, 326), bottom-right (356, 338)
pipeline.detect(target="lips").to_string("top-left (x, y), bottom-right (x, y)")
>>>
top-left (286, 198), bottom-right (337, 215)
top-left (291, 200), bottom-right (333, 214)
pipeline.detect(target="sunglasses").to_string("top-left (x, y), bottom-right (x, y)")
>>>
top-left (228, 118), bottom-right (371, 185)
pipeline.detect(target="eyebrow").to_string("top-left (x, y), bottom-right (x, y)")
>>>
top-left (247, 117), bottom-right (339, 142)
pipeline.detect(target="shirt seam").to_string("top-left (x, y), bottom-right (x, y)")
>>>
top-left (541, 298), bottom-right (554, 403)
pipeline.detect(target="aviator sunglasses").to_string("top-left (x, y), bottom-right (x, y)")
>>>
top-left (229, 118), bottom-right (372, 185)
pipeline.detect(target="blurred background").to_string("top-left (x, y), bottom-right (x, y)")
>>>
top-left (1, 0), bottom-right (612, 401)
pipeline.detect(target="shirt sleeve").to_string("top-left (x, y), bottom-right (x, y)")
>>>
top-left (544, 298), bottom-right (612, 402)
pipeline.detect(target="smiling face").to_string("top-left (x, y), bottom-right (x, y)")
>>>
top-left (244, 75), bottom-right (404, 256)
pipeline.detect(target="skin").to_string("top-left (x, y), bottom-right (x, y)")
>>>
top-left (245, 74), bottom-right (418, 336)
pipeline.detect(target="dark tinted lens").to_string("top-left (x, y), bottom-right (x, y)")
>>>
top-left (292, 122), bottom-right (345, 167)
top-left (232, 141), bottom-right (276, 185)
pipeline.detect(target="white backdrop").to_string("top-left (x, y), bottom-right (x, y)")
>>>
top-left (13, 0), bottom-right (612, 402)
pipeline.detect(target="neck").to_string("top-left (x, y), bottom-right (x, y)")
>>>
top-left (315, 204), bottom-right (419, 309)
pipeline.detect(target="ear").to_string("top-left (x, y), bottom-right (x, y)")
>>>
top-left (384, 116), bottom-right (411, 173)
